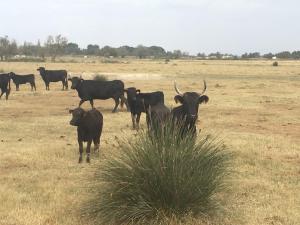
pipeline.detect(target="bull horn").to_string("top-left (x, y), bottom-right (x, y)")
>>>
top-left (174, 80), bottom-right (183, 95)
top-left (199, 80), bottom-right (207, 95)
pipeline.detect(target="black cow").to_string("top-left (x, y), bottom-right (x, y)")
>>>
top-left (69, 77), bottom-right (127, 112)
top-left (9, 72), bottom-right (36, 91)
top-left (37, 67), bottom-right (68, 90)
top-left (147, 103), bottom-right (170, 130)
top-left (124, 87), bottom-right (165, 129)
top-left (171, 80), bottom-right (209, 135)
top-left (69, 107), bottom-right (103, 163)
top-left (0, 73), bottom-right (11, 100)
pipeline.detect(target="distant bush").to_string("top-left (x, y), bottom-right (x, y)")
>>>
top-left (165, 58), bottom-right (170, 64)
top-left (82, 121), bottom-right (232, 224)
top-left (94, 74), bottom-right (108, 81)
top-left (101, 59), bottom-right (120, 64)
top-left (7, 57), bottom-right (45, 62)
top-left (273, 61), bottom-right (279, 66)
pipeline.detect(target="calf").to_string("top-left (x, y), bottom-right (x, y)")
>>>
top-left (0, 73), bottom-right (11, 100)
top-left (9, 72), bottom-right (36, 91)
top-left (172, 80), bottom-right (209, 135)
top-left (69, 107), bottom-right (103, 163)
top-left (124, 87), bottom-right (164, 129)
top-left (147, 103), bottom-right (170, 130)
top-left (37, 67), bottom-right (68, 90)
top-left (69, 77), bottom-right (128, 112)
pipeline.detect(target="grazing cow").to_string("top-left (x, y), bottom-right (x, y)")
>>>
top-left (124, 87), bottom-right (165, 129)
top-left (69, 107), bottom-right (103, 163)
top-left (69, 77), bottom-right (127, 112)
top-left (37, 67), bottom-right (68, 90)
top-left (171, 80), bottom-right (209, 135)
top-left (0, 73), bottom-right (11, 100)
top-left (9, 72), bottom-right (36, 91)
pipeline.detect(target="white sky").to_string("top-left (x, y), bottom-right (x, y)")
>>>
top-left (1, 0), bottom-right (299, 54)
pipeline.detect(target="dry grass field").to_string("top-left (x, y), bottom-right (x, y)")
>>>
top-left (0, 59), bottom-right (299, 225)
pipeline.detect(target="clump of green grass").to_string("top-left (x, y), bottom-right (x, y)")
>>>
top-left (273, 61), bottom-right (279, 66)
top-left (83, 121), bottom-right (232, 225)
top-left (94, 74), bottom-right (108, 81)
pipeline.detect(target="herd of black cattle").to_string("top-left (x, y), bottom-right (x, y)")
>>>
top-left (0, 67), bottom-right (209, 163)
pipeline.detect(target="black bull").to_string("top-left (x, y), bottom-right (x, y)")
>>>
top-left (37, 67), bottom-right (68, 90)
top-left (9, 72), bottom-right (36, 91)
top-left (171, 80), bottom-right (209, 134)
top-left (69, 77), bottom-right (128, 112)
top-left (0, 73), bottom-right (11, 100)
top-left (124, 87), bottom-right (165, 129)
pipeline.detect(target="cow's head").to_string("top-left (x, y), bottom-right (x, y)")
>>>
top-left (37, 67), bottom-right (45, 73)
top-left (8, 72), bottom-right (16, 78)
top-left (124, 87), bottom-right (140, 102)
top-left (68, 76), bottom-right (83, 89)
top-left (69, 107), bottom-right (86, 126)
top-left (174, 80), bottom-right (209, 121)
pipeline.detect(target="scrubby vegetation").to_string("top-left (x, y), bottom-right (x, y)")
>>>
top-left (94, 74), bottom-right (108, 81)
top-left (83, 121), bottom-right (232, 225)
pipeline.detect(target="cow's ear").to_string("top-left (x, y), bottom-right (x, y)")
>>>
top-left (69, 109), bottom-right (73, 114)
top-left (174, 95), bottom-right (184, 104)
top-left (136, 89), bottom-right (141, 94)
top-left (198, 95), bottom-right (209, 104)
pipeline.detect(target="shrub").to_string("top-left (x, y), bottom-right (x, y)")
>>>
top-left (82, 121), bottom-right (232, 225)
top-left (94, 74), bottom-right (108, 81)
top-left (273, 61), bottom-right (279, 66)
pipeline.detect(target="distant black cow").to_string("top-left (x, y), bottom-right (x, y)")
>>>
top-left (124, 87), bottom-right (165, 129)
top-left (37, 67), bottom-right (68, 90)
top-left (69, 107), bottom-right (103, 163)
top-left (69, 77), bottom-right (127, 112)
top-left (171, 80), bottom-right (209, 135)
top-left (9, 72), bottom-right (36, 91)
top-left (0, 73), bottom-right (11, 100)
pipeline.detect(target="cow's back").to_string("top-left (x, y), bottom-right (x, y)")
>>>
top-left (77, 109), bottom-right (103, 141)
top-left (78, 80), bottom-right (124, 100)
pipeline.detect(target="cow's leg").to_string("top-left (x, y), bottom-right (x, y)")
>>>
top-left (0, 90), bottom-right (4, 99)
top-left (79, 99), bottom-right (85, 107)
top-left (112, 97), bottom-right (119, 113)
top-left (65, 79), bottom-right (68, 90)
top-left (86, 140), bottom-right (92, 163)
top-left (30, 82), bottom-right (34, 91)
top-left (16, 84), bottom-right (19, 91)
top-left (93, 137), bottom-right (100, 153)
top-left (89, 99), bottom-right (94, 108)
top-left (5, 90), bottom-right (10, 100)
top-left (131, 113), bottom-right (136, 129)
top-left (78, 140), bottom-right (83, 163)
top-left (33, 82), bottom-right (36, 91)
top-left (61, 80), bottom-right (65, 90)
top-left (136, 113), bottom-right (141, 130)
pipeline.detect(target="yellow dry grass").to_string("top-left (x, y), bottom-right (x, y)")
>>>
top-left (0, 59), bottom-right (299, 225)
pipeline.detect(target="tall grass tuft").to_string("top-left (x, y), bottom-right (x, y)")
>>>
top-left (94, 74), bottom-right (108, 81)
top-left (83, 121), bottom-right (232, 224)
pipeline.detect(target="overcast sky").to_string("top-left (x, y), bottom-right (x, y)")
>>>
top-left (1, 0), bottom-right (299, 54)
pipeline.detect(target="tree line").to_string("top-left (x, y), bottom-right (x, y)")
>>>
top-left (1, 35), bottom-right (300, 61)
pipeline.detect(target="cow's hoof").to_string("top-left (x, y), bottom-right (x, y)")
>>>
top-left (78, 157), bottom-right (83, 163)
